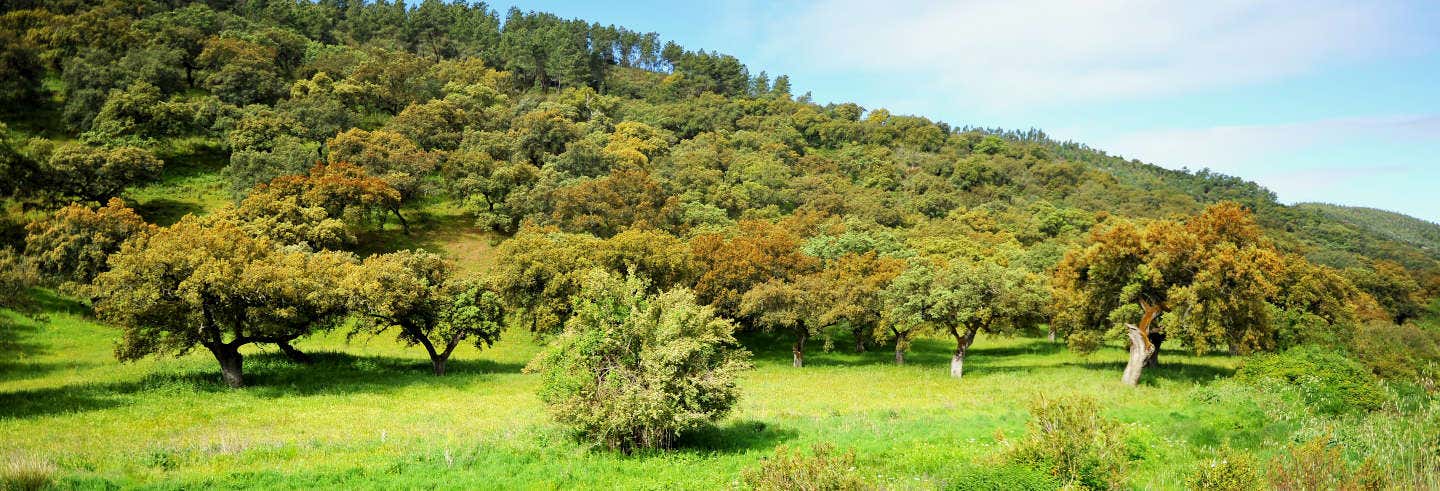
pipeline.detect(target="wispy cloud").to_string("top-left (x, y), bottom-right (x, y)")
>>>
top-left (760, 0), bottom-right (1433, 108)
top-left (1094, 115), bottom-right (1440, 173)
top-left (1087, 115), bottom-right (1440, 218)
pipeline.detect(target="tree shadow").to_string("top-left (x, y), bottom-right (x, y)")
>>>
top-left (674, 419), bottom-right (799, 455)
top-left (0, 317), bottom-right (64, 383)
top-left (352, 211), bottom-right (497, 259)
top-left (132, 198), bottom-right (206, 227)
top-left (0, 351), bottom-right (527, 420)
top-left (0, 385), bottom-right (123, 419)
top-left (968, 339), bottom-right (1067, 358)
top-left (737, 331), bottom-right (1065, 370)
top-left (1062, 357), bottom-right (1234, 384)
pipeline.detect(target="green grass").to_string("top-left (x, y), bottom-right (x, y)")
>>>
top-left (2, 290), bottom-right (1435, 489)
top-left (124, 137), bottom-right (232, 226)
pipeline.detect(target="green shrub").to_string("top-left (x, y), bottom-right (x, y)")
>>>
top-left (1186, 446), bottom-right (1263, 491)
top-left (1235, 346), bottom-right (1389, 414)
top-left (1267, 436), bottom-right (1386, 491)
top-left (527, 270), bottom-right (751, 452)
top-left (741, 444), bottom-right (872, 491)
top-left (1351, 322), bottom-right (1440, 389)
top-left (1005, 395), bottom-right (1132, 490)
top-left (1, 455), bottom-right (55, 491)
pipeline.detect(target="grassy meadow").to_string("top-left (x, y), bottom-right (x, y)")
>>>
top-left (9, 290), bottom-right (1433, 490)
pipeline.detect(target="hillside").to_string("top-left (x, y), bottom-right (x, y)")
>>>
top-left (1295, 202), bottom-right (1440, 258)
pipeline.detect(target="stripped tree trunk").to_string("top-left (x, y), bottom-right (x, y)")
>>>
top-left (1143, 332), bottom-right (1166, 368)
top-left (1121, 301), bottom-right (1162, 386)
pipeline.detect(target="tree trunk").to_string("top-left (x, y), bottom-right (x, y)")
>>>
top-left (792, 330), bottom-right (807, 368)
top-left (852, 326), bottom-right (867, 353)
top-left (277, 340), bottom-right (313, 364)
top-left (1121, 302), bottom-right (1162, 386)
top-left (950, 327), bottom-right (978, 379)
top-left (392, 207), bottom-right (410, 234)
top-left (210, 345), bottom-right (245, 388)
top-left (892, 329), bottom-right (909, 365)
top-left (1047, 324), bottom-right (1057, 342)
top-left (1143, 332), bottom-right (1165, 368)
top-left (417, 335), bottom-right (449, 376)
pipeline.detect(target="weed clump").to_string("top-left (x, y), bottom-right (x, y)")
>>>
top-left (1, 455), bottom-right (56, 491)
top-left (1185, 446), bottom-right (1263, 491)
top-left (1268, 436), bottom-right (1387, 491)
top-left (741, 444), bottom-right (871, 491)
top-left (1004, 395), bottom-right (1133, 490)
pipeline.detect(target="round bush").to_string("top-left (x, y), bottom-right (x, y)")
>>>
top-left (527, 270), bottom-right (751, 452)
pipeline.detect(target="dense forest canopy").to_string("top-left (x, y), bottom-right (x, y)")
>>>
top-left (0, 0), bottom-right (1436, 386)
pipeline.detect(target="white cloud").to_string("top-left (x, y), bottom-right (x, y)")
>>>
top-left (760, 0), bottom-right (1429, 108)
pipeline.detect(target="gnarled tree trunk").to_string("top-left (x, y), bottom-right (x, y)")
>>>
top-left (950, 326), bottom-right (979, 379)
top-left (1143, 332), bottom-right (1165, 368)
top-left (210, 344), bottom-right (245, 388)
top-left (852, 326), bottom-right (868, 353)
top-left (1121, 302), bottom-right (1162, 386)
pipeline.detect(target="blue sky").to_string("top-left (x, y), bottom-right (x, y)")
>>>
top-left (495, 0), bottom-right (1440, 222)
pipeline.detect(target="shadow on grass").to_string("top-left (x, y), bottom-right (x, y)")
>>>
top-left (352, 210), bottom-right (496, 257)
top-left (29, 287), bottom-right (90, 315)
top-left (675, 419), bottom-right (799, 455)
top-left (738, 331), bottom-right (1065, 370)
top-left (132, 198), bottom-right (207, 227)
top-left (0, 316), bottom-right (61, 383)
top-left (1063, 356), bottom-right (1235, 385)
top-left (0, 351), bottom-right (526, 420)
top-left (740, 330), bottom-right (1234, 383)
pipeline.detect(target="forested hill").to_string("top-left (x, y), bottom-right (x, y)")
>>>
top-left (0, 0), bottom-right (1435, 299)
top-left (1294, 203), bottom-right (1440, 258)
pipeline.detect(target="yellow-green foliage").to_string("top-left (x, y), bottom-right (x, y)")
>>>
top-left (742, 444), bottom-right (872, 491)
top-left (527, 270), bottom-right (751, 452)
top-left (1235, 346), bottom-right (1389, 414)
top-left (1005, 395), bottom-right (1133, 490)
top-left (1351, 321), bottom-right (1440, 388)
top-left (1267, 436), bottom-right (1387, 491)
top-left (1185, 446), bottom-right (1263, 491)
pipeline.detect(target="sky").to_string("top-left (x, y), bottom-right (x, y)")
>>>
top-left (493, 0), bottom-right (1440, 222)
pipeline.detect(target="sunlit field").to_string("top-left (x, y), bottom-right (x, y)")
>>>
top-left (7, 293), bottom-right (1405, 490)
